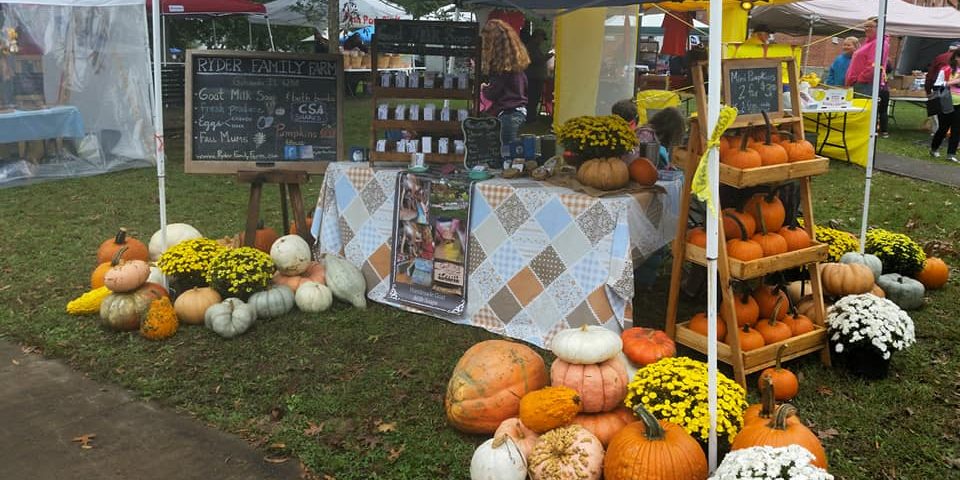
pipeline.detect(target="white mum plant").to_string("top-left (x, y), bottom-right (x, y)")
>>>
top-left (825, 293), bottom-right (916, 360)
top-left (710, 445), bottom-right (833, 480)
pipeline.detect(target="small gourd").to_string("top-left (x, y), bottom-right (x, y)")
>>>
top-left (469, 434), bottom-right (527, 480)
top-left (67, 286), bottom-right (112, 315)
top-left (519, 386), bottom-right (583, 434)
top-left (549, 324), bottom-right (622, 364)
top-left (323, 254), bottom-right (368, 308)
top-left (204, 298), bottom-right (257, 338)
top-left (248, 285), bottom-right (295, 318)
top-left (270, 234), bottom-right (312, 276)
top-left (140, 297), bottom-right (179, 340)
top-left (876, 273), bottom-right (925, 310)
top-left (295, 281), bottom-right (333, 313)
top-left (528, 425), bottom-right (604, 480)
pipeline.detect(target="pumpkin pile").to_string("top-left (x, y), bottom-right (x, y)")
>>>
top-left (68, 225), bottom-right (368, 342)
top-left (719, 114), bottom-right (816, 169)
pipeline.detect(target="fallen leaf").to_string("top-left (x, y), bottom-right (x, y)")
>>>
top-left (393, 367), bottom-right (414, 379)
top-left (303, 421), bottom-right (324, 437)
top-left (388, 444), bottom-right (405, 462)
top-left (264, 454), bottom-right (290, 464)
top-left (72, 433), bottom-right (96, 449)
top-left (270, 406), bottom-right (285, 422)
top-left (376, 422), bottom-right (397, 433)
top-left (905, 407), bottom-right (915, 416)
top-left (946, 457), bottom-right (960, 469)
top-left (11, 359), bottom-right (19, 365)
top-left (816, 428), bottom-right (839, 440)
top-left (816, 386), bottom-right (834, 396)
top-left (359, 434), bottom-right (381, 449)
top-left (367, 334), bottom-right (380, 343)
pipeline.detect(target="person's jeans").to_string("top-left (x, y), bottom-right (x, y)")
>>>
top-left (526, 79), bottom-right (543, 123)
top-left (499, 109), bottom-right (526, 146)
top-left (854, 83), bottom-right (890, 133)
top-left (932, 106), bottom-right (960, 154)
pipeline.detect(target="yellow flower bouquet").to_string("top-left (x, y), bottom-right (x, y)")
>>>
top-left (157, 238), bottom-right (225, 292)
top-left (624, 357), bottom-right (747, 445)
top-left (798, 219), bottom-right (859, 262)
top-left (865, 228), bottom-right (926, 276)
top-left (205, 247), bottom-right (275, 299)
top-left (556, 115), bottom-right (639, 161)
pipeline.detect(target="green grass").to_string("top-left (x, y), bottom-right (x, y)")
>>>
top-left (1, 97), bottom-right (959, 478)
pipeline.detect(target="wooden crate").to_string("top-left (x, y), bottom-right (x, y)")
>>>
top-left (685, 242), bottom-right (828, 280)
top-left (675, 321), bottom-right (829, 375)
top-left (719, 157), bottom-right (830, 188)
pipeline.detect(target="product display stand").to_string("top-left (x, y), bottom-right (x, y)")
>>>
top-left (239, 170), bottom-right (313, 247)
top-left (665, 57), bottom-right (831, 389)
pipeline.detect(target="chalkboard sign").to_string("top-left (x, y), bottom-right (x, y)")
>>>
top-left (375, 19), bottom-right (478, 55)
top-left (723, 59), bottom-right (783, 122)
top-left (462, 117), bottom-right (501, 169)
top-left (13, 56), bottom-right (44, 108)
top-left (185, 50), bottom-right (343, 174)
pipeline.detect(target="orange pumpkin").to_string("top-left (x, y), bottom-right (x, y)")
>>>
top-left (620, 327), bottom-right (676, 366)
top-left (289, 216), bottom-right (314, 235)
top-left (778, 224), bottom-right (812, 251)
top-left (785, 304), bottom-right (815, 336)
top-left (550, 358), bottom-right (628, 413)
top-left (571, 407), bottom-right (635, 447)
top-left (604, 404), bottom-right (708, 480)
top-left (759, 344), bottom-right (799, 401)
top-left (689, 311), bottom-right (727, 342)
top-left (744, 191), bottom-right (786, 232)
top-left (272, 261), bottom-right (326, 292)
top-left (754, 112), bottom-right (789, 165)
top-left (751, 202), bottom-right (788, 257)
top-left (519, 386), bottom-right (583, 434)
top-left (91, 261), bottom-right (112, 289)
top-left (732, 404), bottom-right (828, 469)
top-left (494, 417), bottom-right (540, 459)
top-left (778, 130), bottom-right (816, 162)
top-left (755, 298), bottom-right (793, 345)
top-left (687, 226), bottom-right (707, 248)
top-left (577, 157), bottom-right (630, 191)
top-left (737, 324), bottom-right (766, 351)
top-left (628, 157), bottom-right (659, 186)
top-left (725, 214), bottom-right (764, 262)
top-left (916, 257), bottom-right (949, 289)
top-left (445, 340), bottom-right (549, 434)
top-left (754, 285), bottom-right (788, 320)
top-left (722, 206), bottom-right (757, 239)
top-left (721, 291), bottom-right (760, 327)
top-left (819, 262), bottom-right (875, 297)
top-left (720, 133), bottom-right (762, 169)
top-left (97, 228), bottom-right (149, 264)
top-left (239, 220), bottom-right (280, 253)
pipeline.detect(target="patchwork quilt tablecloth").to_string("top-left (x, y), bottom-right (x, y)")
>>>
top-left (312, 162), bottom-right (681, 348)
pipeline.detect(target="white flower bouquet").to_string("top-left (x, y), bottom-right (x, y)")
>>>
top-left (710, 445), bottom-right (833, 480)
top-left (825, 293), bottom-right (915, 360)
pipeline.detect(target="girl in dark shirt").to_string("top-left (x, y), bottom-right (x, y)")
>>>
top-left (480, 20), bottom-right (529, 148)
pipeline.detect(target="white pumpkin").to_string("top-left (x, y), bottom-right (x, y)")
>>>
top-left (323, 254), bottom-right (367, 308)
top-left (785, 280), bottom-right (812, 305)
top-left (249, 285), bottom-right (295, 318)
top-left (270, 235), bottom-right (312, 276)
top-left (877, 273), bottom-right (925, 310)
top-left (840, 252), bottom-right (883, 282)
top-left (470, 434), bottom-right (527, 480)
top-left (550, 324), bottom-right (623, 364)
top-left (204, 298), bottom-right (257, 338)
top-left (295, 281), bottom-right (333, 313)
top-left (148, 223), bottom-right (202, 261)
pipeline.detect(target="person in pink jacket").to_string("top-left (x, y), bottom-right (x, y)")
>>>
top-left (846, 17), bottom-right (891, 137)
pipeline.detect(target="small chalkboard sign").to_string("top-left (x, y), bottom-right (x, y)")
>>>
top-left (462, 117), bottom-right (501, 170)
top-left (375, 19), bottom-right (478, 55)
top-left (723, 59), bottom-right (783, 122)
top-left (185, 50), bottom-right (343, 174)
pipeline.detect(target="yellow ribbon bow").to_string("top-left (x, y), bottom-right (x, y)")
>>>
top-left (691, 105), bottom-right (738, 215)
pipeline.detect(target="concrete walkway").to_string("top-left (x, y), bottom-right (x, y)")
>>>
top-left (875, 152), bottom-right (960, 188)
top-left (0, 340), bottom-right (300, 480)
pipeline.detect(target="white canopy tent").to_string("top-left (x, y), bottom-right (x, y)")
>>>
top-left (606, 12), bottom-right (708, 31)
top-left (251, 0), bottom-right (408, 30)
top-left (752, 0), bottom-right (960, 37)
top-left (421, 4), bottom-right (476, 22)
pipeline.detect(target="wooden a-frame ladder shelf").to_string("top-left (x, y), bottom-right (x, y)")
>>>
top-left (665, 57), bottom-right (831, 389)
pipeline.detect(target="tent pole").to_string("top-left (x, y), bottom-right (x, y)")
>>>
top-left (151, 0), bottom-right (168, 288)
top-left (860, 0), bottom-right (889, 250)
top-left (706, 0), bottom-right (723, 472)
top-left (266, 17), bottom-right (275, 51)
top-left (328, 0), bottom-right (339, 54)
top-left (804, 16), bottom-right (814, 72)
top-left (161, 15), bottom-right (167, 64)
top-left (249, 19), bottom-right (253, 50)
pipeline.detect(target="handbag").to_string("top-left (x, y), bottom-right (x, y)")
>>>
top-left (928, 86), bottom-right (954, 116)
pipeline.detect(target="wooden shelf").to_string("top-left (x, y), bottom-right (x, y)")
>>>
top-left (685, 242), bottom-right (827, 280)
top-left (370, 151), bottom-right (463, 164)
top-left (719, 157), bottom-right (829, 188)
top-left (730, 115), bottom-right (802, 130)
top-left (372, 87), bottom-right (474, 100)
top-left (676, 322), bottom-right (828, 375)
top-left (372, 119), bottom-right (464, 134)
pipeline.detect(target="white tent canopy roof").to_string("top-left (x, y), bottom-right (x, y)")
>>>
top-left (251, 0), bottom-right (408, 28)
top-left (605, 13), bottom-right (707, 30)
top-left (421, 4), bottom-right (476, 22)
top-left (752, 0), bottom-right (960, 38)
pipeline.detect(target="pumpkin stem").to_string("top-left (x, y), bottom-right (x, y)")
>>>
top-left (111, 246), bottom-right (129, 266)
top-left (739, 131), bottom-right (752, 152)
top-left (759, 374), bottom-right (776, 418)
top-left (778, 130), bottom-right (795, 142)
top-left (755, 202), bottom-right (768, 236)
top-left (775, 343), bottom-right (788, 370)
top-left (762, 111), bottom-right (774, 146)
top-left (631, 403), bottom-right (666, 441)
top-left (579, 324), bottom-right (590, 332)
top-left (770, 296), bottom-right (784, 326)
top-left (772, 404), bottom-right (798, 430)
top-left (492, 433), bottom-right (508, 449)
top-left (114, 228), bottom-right (128, 245)
top-left (725, 212), bottom-right (749, 242)
top-left (742, 324), bottom-right (753, 334)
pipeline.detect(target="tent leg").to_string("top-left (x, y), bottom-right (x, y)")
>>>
top-left (804, 19), bottom-right (813, 72)
top-left (249, 20), bottom-right (253, 50)
top-left (266, 17), bottom-right (275, 51)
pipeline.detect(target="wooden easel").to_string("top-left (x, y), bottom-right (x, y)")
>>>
top-left (664, 57), bottom-right (831, 389)
top-left (239, 170), bottom-right (314, 248)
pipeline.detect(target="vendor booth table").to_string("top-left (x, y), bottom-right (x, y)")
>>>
top-left (0, 106), bottom-right (84, 159)
top-left (803, 103), bottom-right (866, 164)
top-left (312, 162), bottom-right (682, 348)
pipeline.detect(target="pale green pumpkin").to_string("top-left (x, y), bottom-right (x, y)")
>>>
top-left (248, 285), bottom-right (295, 318)
top-left (840, 252), bottom-right (883, 282)
top-left (204, 298), bottom-right (257, 338)
top-left (877, 273), bottom-right (925, 310)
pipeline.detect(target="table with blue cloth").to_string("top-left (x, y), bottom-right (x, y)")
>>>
top-left (310, 162), bottom-right (683, 348)
top-left (0, 106), bottom-right (85, 159)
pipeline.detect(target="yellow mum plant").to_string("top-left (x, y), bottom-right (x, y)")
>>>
top-left (865, 228), bottom-right (926, 276)
top-left (556, 115), bottom-right (639, 160)
top-left (157, 238), bottom-right (225, 291)
top-left (205, 246), bottom-right (275, 299)
top-left (624, 356), bottom-right (747, 445)
top-left (797, 219), bottom-right (859, 262)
